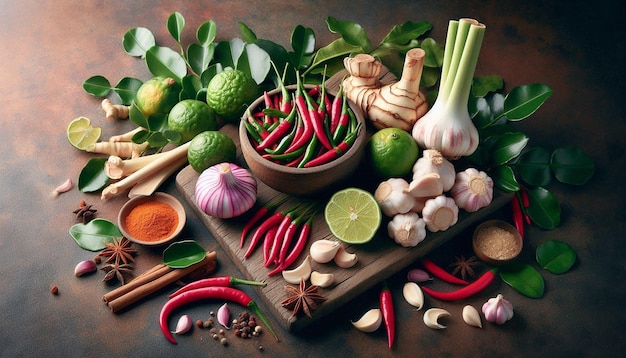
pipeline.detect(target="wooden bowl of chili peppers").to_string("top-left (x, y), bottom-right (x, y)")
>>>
top-left (118, 192), bottom-right (186, 246)
top-left (239, 83), bottom-right (367, 196)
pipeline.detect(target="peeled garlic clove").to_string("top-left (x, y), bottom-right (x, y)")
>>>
top-left (351, 308), bottom-right (383, 332)
top-left (482, 294), bottom-right (514, 325)
top-left (217, 303), bottom-right (231, 329)
top-left (310, 239), bottom-right (341, 263)
top-left (406, 173), bottom-right (444, 198)
top-left (74, 260), bottom-right (97, 277)
top-left (423, 308), bottom-right (451, 329)
top-left (174, 314), bottom-right (193, 335)
top-left (333, 245), bottom-right (358, 268)
top-left (462, 305), bottom-right (482, 328)
top-left (310, 271), bottom-right (334, 288)
top-left (282, 255), bottom-right (311, 284)
top-left (402, 282), bottom-right (424, 310)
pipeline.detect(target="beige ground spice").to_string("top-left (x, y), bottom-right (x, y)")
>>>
top-left (475, 226), bottom-right (520, 260)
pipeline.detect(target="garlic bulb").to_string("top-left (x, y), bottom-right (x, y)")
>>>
top-left (351, 308), bottom-right (383, 332)
top-left (422, 195), bottom-right (459, 232)
top-left (411, 150), bottom-right (456, 192)
top-left (482, 294), bottom-right (514, 325)
top-left (374, 178), bottom-right (414, 217)
top-left (451, 168), bottom-right (494, 212)
top-left (195, 162), bottom-right (257, 219)
top-left (310, 239), bottom-right (341, 264)
top-left (462, 305), bottom-right (482, 328)
top-left (387, 212), bottom-right (426, 247)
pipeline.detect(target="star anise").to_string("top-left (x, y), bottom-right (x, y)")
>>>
top-left (449, 255), bottom-right (480, 280)
top-left (101, 262), bottom-right (134, 285)
top-left (98, 237), bottom-right (137, 265)
top-left (281, 279), bottom-right (327, 318)
top-left (73, 200), bottom-right (97, 223)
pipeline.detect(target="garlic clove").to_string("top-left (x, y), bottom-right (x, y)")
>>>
top-left (217, 303), bottom-right (231, 329)
top-left (462, 305), bottom-right (482, 328)
top-left (333, 245), bottom-right (358, 268)
top-left (482, 294), bottom-right (514, 325)
top-left (421, 195), bottom-right (459, 232)
top-left (174, 314), bottom-right (193, 335)
top-left (74, 260), bottom-right (97, 277)
top-left (407, 268), bottom-right (432, 283)
top-left (351, 308), bottom-right (383, 332)
top-left (402, 282), bottom-right (424, 310)
top-left (406, 173), bottom-right (444, 198)
top-left (310, 271), bottom-right (335, 288)
top-left (310, 239), bottom-right (341, 264)
top-left (411, 149), bottom-right (456, 191)
top-left (282, 255), bottom-right (312, 284)
top-left (51, 178), bottom-right (73, 197)
top-left (423, 308), bottom-right (451, 329)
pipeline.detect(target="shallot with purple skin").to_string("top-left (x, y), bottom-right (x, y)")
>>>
top-left (195, 162), bottom-right (257, 219)
top-left (407, 268), bottom-right (432, 283)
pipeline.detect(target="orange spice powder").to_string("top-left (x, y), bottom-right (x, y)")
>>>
top-left (124, 201), bottom-right (179, 242)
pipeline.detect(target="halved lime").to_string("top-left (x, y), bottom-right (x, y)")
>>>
top-left (66, 117), bottom-right (101, 150)
top-left (324, 188), bottom-right (382, 244)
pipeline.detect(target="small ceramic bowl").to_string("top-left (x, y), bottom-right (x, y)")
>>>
top-left (472, 220), bottom-right (523, 265)
top-left (239, 85), bottom-right (367, 196)
top-left (118, 192), bottom-right (186, 246)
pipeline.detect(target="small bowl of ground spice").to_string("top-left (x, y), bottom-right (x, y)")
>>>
top-left (472, 220), bottom-right (523, 265)
top-left (118, 192), bottom-right (186, 246)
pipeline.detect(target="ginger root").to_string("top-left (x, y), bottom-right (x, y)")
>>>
top-left (101, 99), bottom-right (130, 121)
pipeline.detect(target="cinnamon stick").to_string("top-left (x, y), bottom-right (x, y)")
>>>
top-left (103, 264), bottom-right (172, 303)
top-left (105, 251), bottom-right (217, 313)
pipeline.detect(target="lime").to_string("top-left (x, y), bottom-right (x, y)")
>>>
top-left (135, 76), bottom-right (181, 116)
top-left (324, 188), bottom-right (382, 244)
top-left (366, 127), bottom-right (419, 178)
top-left (206, 69), bottom-right (258, 122)
top-left (66, 117), bottom-right (101, 150)
top-left (167, 99), bottom-right (218, 144)
top-left (187, 131), bottom-right (237, 173)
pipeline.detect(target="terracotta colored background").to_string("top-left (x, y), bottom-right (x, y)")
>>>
top-left (1, 0), bottom-right (624, 356)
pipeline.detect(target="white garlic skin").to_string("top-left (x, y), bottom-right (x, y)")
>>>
top-left (451, 168), bottom-right (494, 212)
top-left (387, 212), bottom-right (426, 247)
top-left (421, 195), bottom-right (459, 232)
top-left (310, 239), bottom-right (341, 264)
top-left (374, 178), bottom-right (414, 217)
top-left (482, 294), bottom-right (514, 325)
top-left (411, 150), bottom-right (456, 192)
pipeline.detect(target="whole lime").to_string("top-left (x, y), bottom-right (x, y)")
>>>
top-left (206, 69), bottom-right (258, 122)
top-left (366, 127), bottom-right (419, 178)
top-left (167, 99), bottom-right (217, 144)
top-left (135, 77), bottom-right (181, 116)
top-left (187, 131), bottom-right (237, 173)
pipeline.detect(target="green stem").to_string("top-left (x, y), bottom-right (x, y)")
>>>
top-left (439, 20), bottom-right (459, 90)
top-left (448, 21), bottom-right (485, 110)
top-left (440, 19), bottom-right (473, 101)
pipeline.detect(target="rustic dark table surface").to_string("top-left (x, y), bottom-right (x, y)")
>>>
top-left (2, 1), bottom-right (624, 357)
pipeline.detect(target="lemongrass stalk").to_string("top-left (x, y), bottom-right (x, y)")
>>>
top-left (448, 21), bottom-right (486, 108)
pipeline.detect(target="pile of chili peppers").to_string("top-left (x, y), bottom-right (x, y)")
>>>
top-left (244, 74), bottom-right (361, 168)
top-left (240, 196), bottom-right (318, 277)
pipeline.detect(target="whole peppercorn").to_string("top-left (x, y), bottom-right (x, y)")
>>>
top-left (196, 319), bottom-right (204, 328)
top-left (50, 285), bottom-right (59, 295)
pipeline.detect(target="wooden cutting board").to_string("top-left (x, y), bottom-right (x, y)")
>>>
top-left (175, 124), bottom-right (512, 332)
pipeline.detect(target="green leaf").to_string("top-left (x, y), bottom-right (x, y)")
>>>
top-left (308, 38), bottom-right (360, 74)
top-left (490, 132), bottom-right (529, 165)
top-left (237, 21), bottom-right (257, 43)
top-left (131, 129), bottom-right (150, 144)
top-left (146, 112), bottom-right (168, 132)
top-left (289, 25), bottom-right (316, 70)
top-left (78, 158), bottom-right (110, 193)
top-left (238, 43), bottom-right (271, 84)
top-left (490, 165), bottom-right (520, 192)
top-left (113, 77), bottom-right (143, 105)
top-left (420, 38), bottom-right (444, 68)
top-left (123, 27), bottom-right (156, 59)
top-left (502, 83), bottom-right (553, 121)
top-left (380, 20), bottom-right (432, 46)
top-left (69, 219), bottom-right (122, 251)
top-left (146, 131), bottom-right (169, 148)
top-left (200, 63), bottom-right (223, 86)
top-left (550, 146), bottom-right (595, 185)
top-left (526, 187), bottom-right (561, 229)
top-left (214, 38), bottom-right (245, 70)
top-left (536, 240), bottom-right (577, 274)
top-left (473, 92), bottom-right (505, 129)
top-left (82, 75), bottom-right (111, 97)
top-left (129, 102), bottom-right (148, 128)
top-left (471, 75), bottom-right (504, 98)
top-left (162, 240), bottom-right (207, 268)
top-left (326, 17), bottom-right (370, 51)
top-left (145, 46), bottom-right (187, 83)
top-left (197, 20), bottom-right (217, 45)
top-left (180, 75), bottom-right (204, 101)
top-left (517, 146), bottom-right (552, 186)
top-left (500, 263), bottom-right (545, 298)
top-left (420, 66), bottom-right (440, 88)
top-left (167, 12), bottom-right (185, 42)
top-left (187, 43), bottom-right (215, 75)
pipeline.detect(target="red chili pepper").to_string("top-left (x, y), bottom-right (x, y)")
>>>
top-left (240, 196), bottom-right (287, 248)
top-left (268, 212), bottom-right (315, 277)
top-left (283, 84), bottom-right (314, 154)
top-left (159, 286), bottom-right (279, 343)
top-left (277, 204), bottom-right (317, 266)
top-left (511, 195), bottom-right (525, 239)
top-left (380, 282), bottom-right (395, 349)
top-left (519, 187), bottom-right (531, 224)
top-left (244, 211), bottom-right (284, 258)
top-left (265, 205), bottom-right (301, 267)
top-left (332, 94), bottom-right (350, 143)
top-left (256, 106), bottom-right (297, 151)
top-left (168, 276), bottom-right (266, 299)
top-left (263, 90), bottom-right (274, 126)
top-left (303, 123), bottom-right (360, 168)
top-left (305, 86), bottom-right (333, 151)
top-left (421, 258), bottom-right (469, 285)
top-left (245, 109), bottom-right (270, 140)
top-left (421, 269), bottom-right (497, 301)
top-left (263, 226), bottom-right (278, 266)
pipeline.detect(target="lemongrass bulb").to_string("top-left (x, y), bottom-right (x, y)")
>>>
top-left (195, 162), bottom-right (257, 218)
top-left (451, 168), bottom-right (493, 212)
